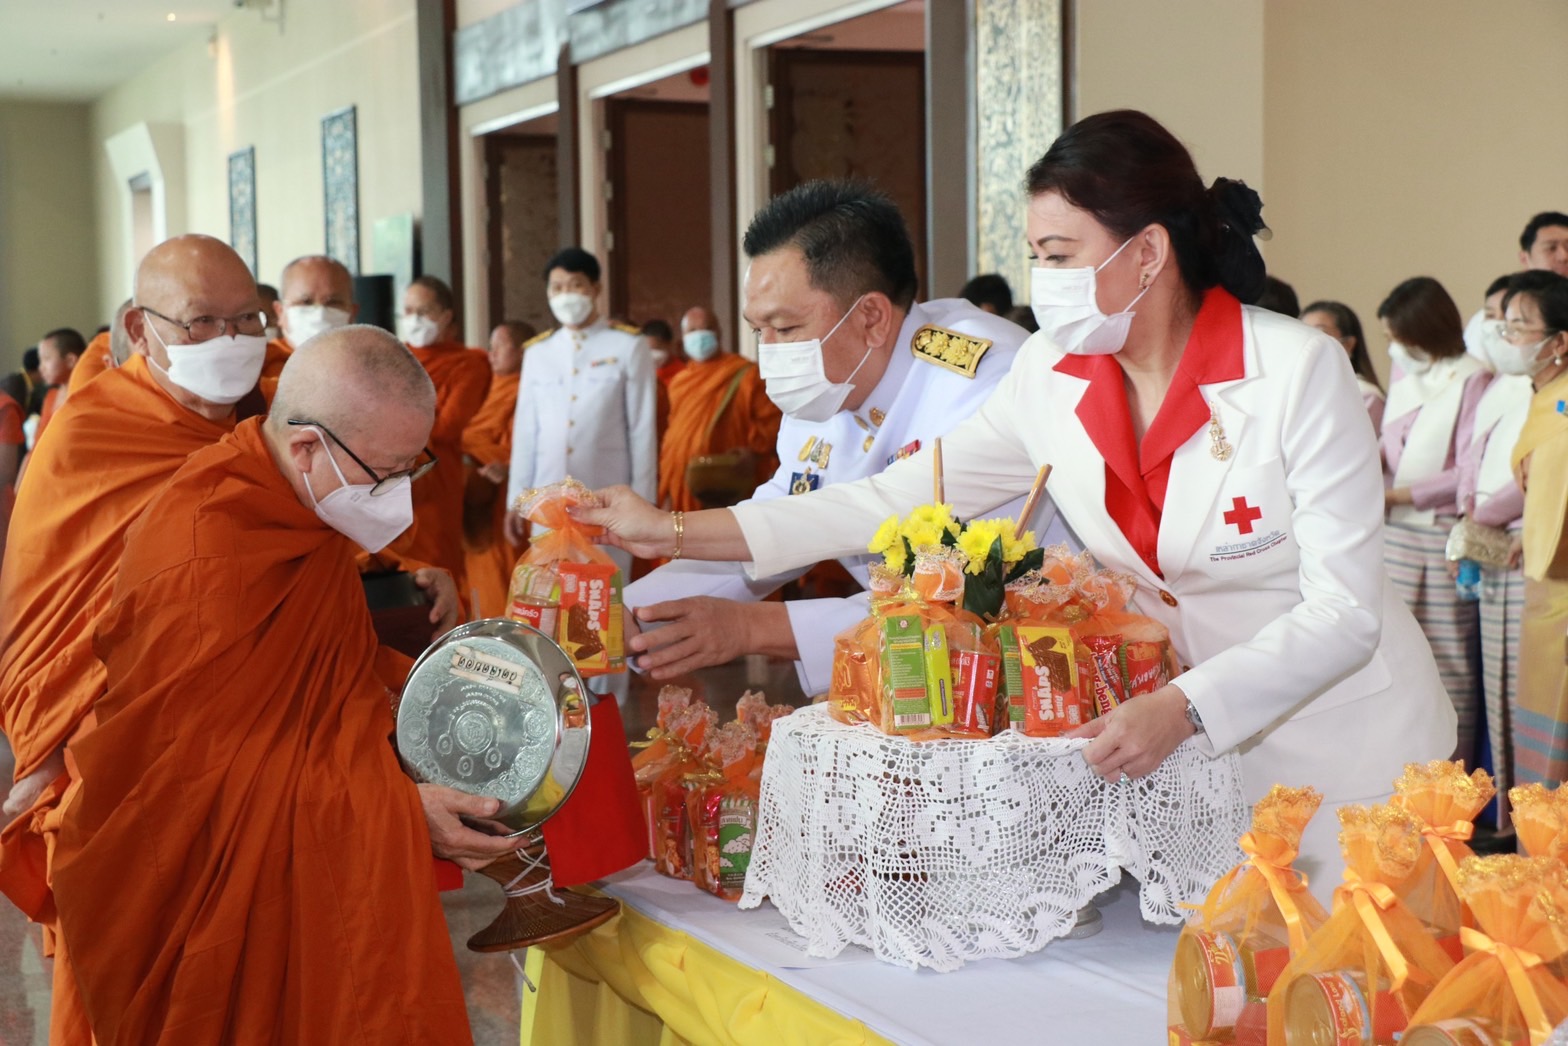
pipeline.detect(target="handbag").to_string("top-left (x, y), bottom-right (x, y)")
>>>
top-left (1444, 517), bottom-right (1513, 569)
top-left (684, 366), bottom-right (757, 509)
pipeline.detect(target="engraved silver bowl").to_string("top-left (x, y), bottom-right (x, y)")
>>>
top-left (396, 618), bottom-right (591, 835)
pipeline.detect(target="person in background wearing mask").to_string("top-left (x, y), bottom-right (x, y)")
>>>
top-left (620, 179), bottom-right (1064, 692)
top-left (1518, 211), bottom-right (1568, 278)
top-left (504, 247), bottom-right (656, 572)
top-left (1451, 270), bottom-right (1564, 831)
top-left (1301, 300), bottom-right (1384, 433)
top-left (0, 235), bottom-right (273, 1043)
top-left (49, 326), bottom-right (509, 1043)
top-left (642, 318), bottom-right (685, 384)
top-left (583, 113), bottom-right (1454, 897)
top-left (1501, 275), bottom-right (1568, 787)
top-left (259, 255), bottom-right (359, 406)
top-left (1378, 275), bottom-right (1491, 769)
top-left (393, 275), bottom-right (492, 593)
top-left (654, 306), bottom-right (782, 513)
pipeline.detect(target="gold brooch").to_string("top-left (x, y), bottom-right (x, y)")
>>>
top-left (1208, 407), bottom-right (1234, 462)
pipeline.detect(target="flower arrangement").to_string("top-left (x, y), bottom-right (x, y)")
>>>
top-left (867, 503), bottom-right (1043, 619)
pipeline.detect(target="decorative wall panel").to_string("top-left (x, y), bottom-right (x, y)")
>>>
top-left (228, 146), bottom-right (257, 276)
top-left (975, 0), bottom-right (1064, 302)
top-left (322, 105), bottom-right (360, 275)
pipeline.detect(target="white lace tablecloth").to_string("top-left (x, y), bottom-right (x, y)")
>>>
top-left (739, 704), bottom-right (1248, 971)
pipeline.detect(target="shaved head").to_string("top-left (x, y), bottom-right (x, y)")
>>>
top-left (269, 325), bottom-right (435, 449)
top-left (127, 235), bottom-right (259, 368)
top-left (680, 307), bottom-right (719, 335)
top-left (279, 255), bottom-right (355, 308)
top-left (489, 321), bottom-right (534, 376)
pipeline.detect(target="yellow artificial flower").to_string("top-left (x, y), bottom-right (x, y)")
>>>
top-left (957, 520), bottom-right (1001, 574)
top-left (906, 503), bottom-right (959, 538)
top-left (884, 535), bottom-right (909, 574)
top-left (867, 514), bottom-right (902, 555)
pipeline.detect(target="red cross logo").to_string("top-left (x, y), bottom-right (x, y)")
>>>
top-left (1223, 496), bottom-right (1263, 535)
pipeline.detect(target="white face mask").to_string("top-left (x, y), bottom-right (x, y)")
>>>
top-left (683, 329), bottom-right (720, 362)
top-left (264, 324), bottom-right (281, 341)
top-left (397, 313), bottom-right (441, 349)
top-left (299, 427), bottom-right (414, 553)
top-left (1387, 340), bottom-right (1432, 377)
top-left (549, 292), bottom-right (595, 328)
top-left (285, 304), bottom-right (351, 348)
top-left (1030, 237), bottom-right (1151, 355)
top-left (757, 295), bottom-right (872, 423)
top-left (650, 347), bottom-right (671, 367)
top-left (1494, 334), bottom-right (1555, 377)
top-left (144, 315), bottom-right (267, 405)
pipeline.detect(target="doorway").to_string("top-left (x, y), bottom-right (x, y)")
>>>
top-left (483, 113), bottom-right (560, 335)
top-left (600, 68), bottom-right (713, 333)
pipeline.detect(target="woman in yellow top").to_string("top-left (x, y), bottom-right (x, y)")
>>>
top-left (1503, 272), bottom-right (1568, 782)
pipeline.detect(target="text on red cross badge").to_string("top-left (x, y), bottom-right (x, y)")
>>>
top-left (1223, 496), bottom-right (1263, 535)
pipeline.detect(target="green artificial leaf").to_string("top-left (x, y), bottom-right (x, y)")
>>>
top-left (962, 536), bottom-right (1007, 619)
top-left (1004, 547), bottom-right (1046, 584)
top-left (901, 536), bottom-right (916, 577)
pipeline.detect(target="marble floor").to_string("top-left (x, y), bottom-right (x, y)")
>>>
top-left (0, 655), bottom-right (809, 1045)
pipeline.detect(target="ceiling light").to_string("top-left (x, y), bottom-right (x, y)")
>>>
top-left (167, 12), bottom-right (177, 21)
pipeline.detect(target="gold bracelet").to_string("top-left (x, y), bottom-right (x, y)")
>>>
top-left (671, 511), bottom-right (685, 560)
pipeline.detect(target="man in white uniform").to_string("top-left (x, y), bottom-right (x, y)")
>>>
top-left (624, 180), bottom-right (1070, 694)
top-left (505, 248), bottom-right (658, 564)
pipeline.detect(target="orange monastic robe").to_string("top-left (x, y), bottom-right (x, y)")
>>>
top-left (657, 353), bottom-right (783, 511)
top-left (397, 342), bottom-right (491, 590)
top-left (0, 391), bottom-right (22, 563)
top-left (460, 370), bottom-right (520, 618)
top-left (0, 354), bottom-right (234, 1043)
top-left (66, 332), bottom-right (111, 395)
top-left (35, 387), bottom-right (63, 440)
top-left (257, 336), bottom-right (293, 406)
top-left (53, 419), bottom-right (469, 1043)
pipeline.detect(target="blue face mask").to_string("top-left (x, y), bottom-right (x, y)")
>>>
top-left (683, 329), bottom-right (720, 362)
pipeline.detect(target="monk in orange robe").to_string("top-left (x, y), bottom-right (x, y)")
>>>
top-left (657, 307), bottom-right (782, 511)
top-left (0, 389), bottom-right (22, 565)
top-left (52, 328), bottom-right (507, 1042)
top-left (258, 255), bottom-right (360, 406)
top-left (0, 235), bottom-right (265, 1044)
top-left (461, 320), bottom-right (530, 617)
top-left (394, 275), bottom-right (492, 591)
top-left (66, 300), bottom-right (136, 396)
top-left (32, 328), bottom-right (85, 440)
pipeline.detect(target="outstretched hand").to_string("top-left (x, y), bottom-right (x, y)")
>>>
top-left (412, 567), bottom-right (459, 639)
top-left (571, 486), bottom-right (674, 560)
top-left (1067, 684), bottom-right (1195, 782)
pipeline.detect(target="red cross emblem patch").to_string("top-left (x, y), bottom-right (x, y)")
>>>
top-left (1222, 496), bottom-right (1263, 535)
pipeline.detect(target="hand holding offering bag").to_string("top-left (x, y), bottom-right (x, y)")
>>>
top-left (508, 479), bottom-right (625, 676)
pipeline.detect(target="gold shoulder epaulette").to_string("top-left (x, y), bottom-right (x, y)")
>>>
top-left (523, 329), bottom-right (555, 348)
top-left (612, 321), bottom-right (641, 335)
top-left (910, 324), bottom-right (991, 378)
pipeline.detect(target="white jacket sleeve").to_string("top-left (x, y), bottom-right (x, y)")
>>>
top-left (507, 367), bottom-right (540, 508)
top-left (625, 339), bottom-right (658, 502)
top-left (786, 592), bottom-right (872, 695)
top-left (731, 358), bottom-right (1042, 578)
top-left (1178, 339), bottom-right (1386, 755)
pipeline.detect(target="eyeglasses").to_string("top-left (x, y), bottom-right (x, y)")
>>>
top-left (1503, 321), bottom-right (1556, 342)
top-left (287, 419), bottom-right (437, 496)
top-left (140, 305), bottom-right (268, 341)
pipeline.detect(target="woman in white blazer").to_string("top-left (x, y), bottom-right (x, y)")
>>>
top-left (579, 110), bottom-right (1456, 889)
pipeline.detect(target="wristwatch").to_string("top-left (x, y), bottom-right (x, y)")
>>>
top-left (1185, 699), bottom-right (1206, 735)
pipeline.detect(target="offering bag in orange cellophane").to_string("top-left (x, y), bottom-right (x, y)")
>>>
top-left (1267, 803), bottom-right (1459, 1045)
top-left (1393, 761), bottom-right (1498, 939)
top-left (1402, 855), bottom-right (1568, 1046)
top-left (686, 720), bottom-right (762, 902)
top-left (1168, 785), bottom-right (1330, 1043)
top-left (1509, 783), bottom-right (1568, 863)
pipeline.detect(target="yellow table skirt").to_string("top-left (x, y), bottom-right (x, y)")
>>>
top-left (518, 901), bottom-right (895, 1046)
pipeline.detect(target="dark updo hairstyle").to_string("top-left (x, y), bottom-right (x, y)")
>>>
top-left (1501, 270), bottom-right (1568, 339)
top-left (1377, 277), bottom-right (1465, 360)
top-left (1025, 109), bottom-right (1269, 306)
top-left (1301, 299), bottom-right (1380, 393)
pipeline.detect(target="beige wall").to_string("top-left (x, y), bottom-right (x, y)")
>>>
top-left (1073, 0), bottom-right (1568, 383)
top-left (0, 101), bottom-right (100, 375)
top-left (1262, 0), bottom-right (1568, 383)
top-left (90, 0), bottom-right (422, 318)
